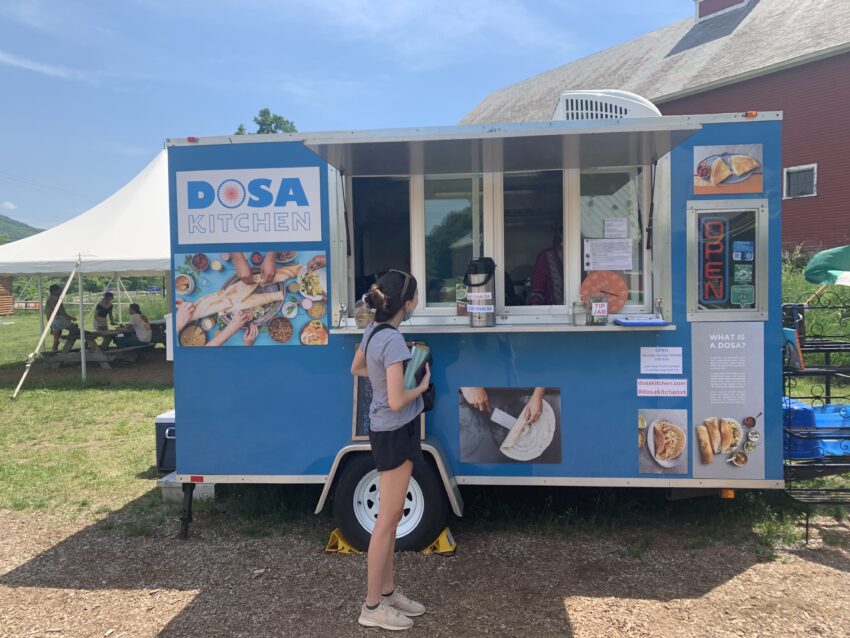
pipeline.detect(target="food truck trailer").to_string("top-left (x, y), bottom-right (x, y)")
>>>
top-left (166, 92), bottom-right (782, 550)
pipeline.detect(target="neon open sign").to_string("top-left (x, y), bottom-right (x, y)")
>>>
top-left (699, 216), bottom-right (729, 305)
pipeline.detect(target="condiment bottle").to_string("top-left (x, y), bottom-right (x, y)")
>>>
top-left (572, 300), bottom-right (587, 326)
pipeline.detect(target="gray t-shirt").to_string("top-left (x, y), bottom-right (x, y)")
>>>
top-left (361, 323), bottom-right (423, 431)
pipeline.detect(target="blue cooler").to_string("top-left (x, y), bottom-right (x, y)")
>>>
top-left (155, 410), bottom-right (176, 473)
top-left (784, 399), bottom-right (850, 459)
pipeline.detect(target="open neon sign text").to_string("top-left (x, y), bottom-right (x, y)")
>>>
top-left (699, 217), bottom-right (729, 305)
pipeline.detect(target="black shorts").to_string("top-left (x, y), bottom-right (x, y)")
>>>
top-left (369, 420), bottom-right (424, 472)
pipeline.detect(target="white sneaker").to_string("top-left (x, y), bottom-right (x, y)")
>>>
top-left (384, 587), bottom-right (426, 617)
top-left (358, 599), bottom-right (414, 631)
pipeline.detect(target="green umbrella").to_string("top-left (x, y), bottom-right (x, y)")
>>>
top-left (804, 245), bottom-right (850, 286)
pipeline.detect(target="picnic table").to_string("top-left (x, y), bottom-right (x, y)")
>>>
top-left (49, 327), bottom-right (153, 370)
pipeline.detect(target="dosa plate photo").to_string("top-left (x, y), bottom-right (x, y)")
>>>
top-left (693, 144), bottom-right (763, 195)
top-left (173, 249), bottom-right (328, 347)
top-left (638, 409), bottom-right (688, 475)
top-left (459, 387), bottom-right (561, 464)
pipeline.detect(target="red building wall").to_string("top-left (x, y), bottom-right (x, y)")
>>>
top-left (659, 51), bottom-right (850, 252)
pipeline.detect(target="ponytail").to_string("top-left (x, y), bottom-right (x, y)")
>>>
top-left (364, 269), bottom-right (417, 323)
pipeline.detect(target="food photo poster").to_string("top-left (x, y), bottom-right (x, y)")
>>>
top-left (638, 409), bottom-right (689, 475)
top-left (693, 144), bottom-right (763, 195)
top-left (173, 249), bottom-right (329, 347)
top-left (459, 387), bottom-right (561, 464)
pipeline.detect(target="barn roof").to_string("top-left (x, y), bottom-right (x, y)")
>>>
top-left (462, 0), bottom-right (850, 124)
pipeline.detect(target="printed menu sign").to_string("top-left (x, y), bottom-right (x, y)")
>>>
top-left (691, 322), bottom-right (764, 479)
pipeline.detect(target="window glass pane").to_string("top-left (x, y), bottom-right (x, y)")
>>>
top-left (580, 171), bottom-right (644, 307)
top-left (424, 176), bottom-right (483, 307)
top-left (352, 177), bottom-right (410, 300)
top-left (503, 171), bottom-right (564, 306)
top-left (786, 168), bottom-right (814, 197)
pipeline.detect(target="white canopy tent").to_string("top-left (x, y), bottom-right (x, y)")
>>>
top-left (0, 150), bottom-right (169, 276)
top-left (0, 150), bottom-right (170, 390)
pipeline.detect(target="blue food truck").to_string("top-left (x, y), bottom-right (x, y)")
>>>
top-left (166, 93), bottom-right (783, 549)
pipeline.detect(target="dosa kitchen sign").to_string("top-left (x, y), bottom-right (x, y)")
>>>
top-left (176, 168), bottom-right (322, 245)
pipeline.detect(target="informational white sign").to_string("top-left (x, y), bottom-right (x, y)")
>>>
top-left (176, 167), bottom-right (322, 245)
top-left (692, 322), bottom-right (765, 480)
top-left (640, 347), bottom-right (683, 374)
top-left (584, 239), bottom-right (633, 271)
top-left (637, 378), bottom-right (688, 397)
top-left (604, 217), bottom-right (629, 239)
top-left (591, 302), bottom-right (608, 317)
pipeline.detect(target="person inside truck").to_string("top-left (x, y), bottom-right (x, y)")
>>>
top-left (349, 269), bottom-right (431, 631)
top-left (527, 225), bottom-right (564, 306)
top-left (45, 284), bottom-right (79, 351)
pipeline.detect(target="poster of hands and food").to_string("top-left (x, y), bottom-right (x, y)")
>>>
top-left (691, 322), bottom-right (765, 479)
top-left (459, 387), bottom-right (561, 464)
top-left (638, 409), bottom-right (689, 475)
top-left (174, 249), bottom-right (328, 347)
top-left (694, 144), bottom-right (763, 195)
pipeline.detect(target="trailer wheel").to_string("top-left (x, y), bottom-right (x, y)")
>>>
top-left (332, 453), bottom-right (448, 552)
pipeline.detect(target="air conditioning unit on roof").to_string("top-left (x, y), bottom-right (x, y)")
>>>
top-left (552, 90), bottom-right (661, 121)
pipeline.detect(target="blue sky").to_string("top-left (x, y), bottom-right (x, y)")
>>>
top-left (0, 0), bottom-right (691, 228)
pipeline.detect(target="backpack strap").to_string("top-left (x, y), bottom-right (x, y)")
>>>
top-left (364, 323), bottom-right (397, 355)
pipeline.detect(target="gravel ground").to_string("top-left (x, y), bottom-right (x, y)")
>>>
top-left (2, 509), bottom-right (850, 637)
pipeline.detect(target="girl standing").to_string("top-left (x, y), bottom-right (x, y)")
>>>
top-left (350, 269), bottom-right (431, 631)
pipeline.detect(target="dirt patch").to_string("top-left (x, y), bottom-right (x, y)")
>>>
top-left (2, 510), bottom-right (850, 637)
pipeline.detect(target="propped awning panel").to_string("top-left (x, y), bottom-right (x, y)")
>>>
top-left (304, 117), bottom-right (701, 176)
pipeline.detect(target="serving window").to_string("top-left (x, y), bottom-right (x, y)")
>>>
top-left (344, 164), bottom-right (655, 326)
top-left (580, 169), bottom-right (646, 311)
top-left (351, 177), bottom-right (410, 301)
top-left (424, 175), bottom-right (483, 308)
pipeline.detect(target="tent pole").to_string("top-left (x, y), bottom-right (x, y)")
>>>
top-left (11, 267), bottom-right (77, 399)
top-left (115, 272), bottom-right (122, 322)
top-left (79, 271), bottom-right (87, 384)
top-left (37, 276), bottom-right (44, 352)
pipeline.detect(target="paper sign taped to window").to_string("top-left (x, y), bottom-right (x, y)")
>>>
top-left (584, 239), bottom-right (633, 271)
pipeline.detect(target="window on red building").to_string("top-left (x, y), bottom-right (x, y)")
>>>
top-left (783, 165), bottom-right (817, 199)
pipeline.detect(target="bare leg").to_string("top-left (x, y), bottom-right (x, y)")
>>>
top-left (366, 460), bottom-right (413, 606)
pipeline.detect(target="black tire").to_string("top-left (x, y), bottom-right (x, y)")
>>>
top-left (332, 453), bottom-right (448, 552)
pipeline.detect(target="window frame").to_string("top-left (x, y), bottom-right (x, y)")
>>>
top-left (339, 161), bottom-right (655, 326)
top-left (783, 163), bottom-right (817, 200)
top-left (579, 166), bottom-right (652, 315)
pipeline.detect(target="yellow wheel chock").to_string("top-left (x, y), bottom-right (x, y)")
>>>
top-left (420, 528), bottom-right (457, 555)
top-left (324, 528), bottom-right (360, 554)
top-left (324, 527), bottom-right (457, 555)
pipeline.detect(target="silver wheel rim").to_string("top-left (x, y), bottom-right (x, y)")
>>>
top-left (352, 469), bottom-right (425, 538)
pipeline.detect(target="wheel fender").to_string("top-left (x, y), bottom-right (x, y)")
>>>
top-left (315, 436), bottom-right (463, 517)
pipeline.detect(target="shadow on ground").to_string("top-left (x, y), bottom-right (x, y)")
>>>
top-left (1, 486), bottom-right (821, 637)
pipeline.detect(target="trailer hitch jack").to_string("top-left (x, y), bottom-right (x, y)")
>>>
top-left (179, 483), bottom-right (195, 540)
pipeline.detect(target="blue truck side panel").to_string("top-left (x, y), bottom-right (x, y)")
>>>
top-left (168, 119), bottom-right (783, 483)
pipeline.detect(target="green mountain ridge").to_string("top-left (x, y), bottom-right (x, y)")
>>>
top-left (0, 214), bottom-right (42, 243)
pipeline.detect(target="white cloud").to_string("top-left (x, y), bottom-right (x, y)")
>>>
top-left (292, 0), bottom-right (576, 71)
top-left (1, 201), bottom-right (16, 211)
top-left (0, 49), bottom-right (97, 84)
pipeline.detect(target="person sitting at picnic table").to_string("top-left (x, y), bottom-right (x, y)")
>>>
top-left (45, 284), bottom-right (79, 351)
top-left (116, 303), bottom-right (152, 348)
top-left (93, 292), bottom-right (116, 331)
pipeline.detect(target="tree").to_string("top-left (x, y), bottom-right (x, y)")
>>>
top-left (234, 108), bottom-right (297, 135)
top-left (0, 232), bottom-right (9, 245)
